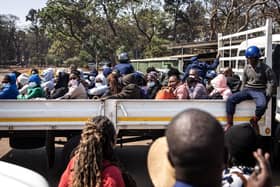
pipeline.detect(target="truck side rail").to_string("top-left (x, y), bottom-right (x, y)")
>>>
top-left (0, 100), bottom-right (103, 131)
top-left (0, 99), bottom-right (271, 136)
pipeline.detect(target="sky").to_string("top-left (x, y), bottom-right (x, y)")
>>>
top-left (0, 0), bottom-right (47, 28)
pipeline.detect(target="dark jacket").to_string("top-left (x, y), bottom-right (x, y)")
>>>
top-left (147, 82), bottom-right (162, 99)
top-left (106, 84), bottom-right (143, 99)
top-left (182, 58), bottom-right (219, 81)
top-left (0, 73), bottom-right (19, 99)
top-left (114, 62), bottom-right (135, 76)
top-left (50, 72), bottom-right (69, 99)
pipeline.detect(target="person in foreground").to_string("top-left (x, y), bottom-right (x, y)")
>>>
top-left (166, 109), bottom-right (225, 187)
top-left (148, 108), bottom-right (272, 187)
top-left (222, 123), bottom-right (272, 187)
top-left (246, 149), bottom-right (272, 187)
top-left (58, 116), bottom-right (125, 187)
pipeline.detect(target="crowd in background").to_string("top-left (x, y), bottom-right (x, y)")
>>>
top-left (0, 52), bottom-right (241, 102)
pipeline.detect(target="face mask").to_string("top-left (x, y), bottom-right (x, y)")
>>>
top-left (70, 79), bottom-right (78, 87)
top-left (89, 76), bottom-right (95, 81)
top-left (29, 82), bottom-right (37, 88)
top-left (95, 83), bottom-right (103, 87)
top-left (147, 81), bottom-right (155, 88)
top-left (1, 83), bottom-right (8, 87)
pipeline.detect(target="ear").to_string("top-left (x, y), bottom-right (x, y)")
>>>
top-left (167, 151), bottom-right (174, 167)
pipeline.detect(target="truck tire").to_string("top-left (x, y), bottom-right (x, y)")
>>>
top-left (9, 136), bottom-right (46, 149)
top-left (61, 135), bottom-right (80, 168)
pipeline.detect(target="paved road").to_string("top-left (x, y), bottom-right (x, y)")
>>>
top-left (0, 138), bottom-right (280, 187)
top-left (0, 138), bottom-right (153, 187)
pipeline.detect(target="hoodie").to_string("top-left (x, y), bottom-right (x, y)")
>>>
top-left (0, 73), bottom-right (19, 99)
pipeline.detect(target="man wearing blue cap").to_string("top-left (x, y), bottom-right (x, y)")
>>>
top-left (225, 46), bottom-right (276, 133)
top-left (182, 53), bottom-right (220, 82)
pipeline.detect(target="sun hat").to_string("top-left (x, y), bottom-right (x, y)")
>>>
top-left (147, 137), bottom-right (175, 187)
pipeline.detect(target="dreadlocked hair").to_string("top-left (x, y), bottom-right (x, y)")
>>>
top-left (72, 116), bottom-right (116, 187)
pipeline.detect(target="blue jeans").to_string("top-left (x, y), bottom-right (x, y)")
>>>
top-left (226, 88), bottom-right (267, 118)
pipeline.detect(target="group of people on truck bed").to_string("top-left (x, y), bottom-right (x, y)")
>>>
top-left (0, 51), bottom-right (235, 101)
top-left (0, 46), bottom-right (277, 133)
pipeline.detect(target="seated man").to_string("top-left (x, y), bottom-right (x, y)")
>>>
top-left (0, 73), bottom-right (19, 99)
top-left (185, 69), bottom-right (208, 99)
top-left (114, 52), bottom-right (135, 76)
top-left (225, 46), bottom-right (276, 133)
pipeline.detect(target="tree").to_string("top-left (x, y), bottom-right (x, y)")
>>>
top-left (26, 9), bottom-right (50, 66)
top-left (164, 0), bottom-right (207, 42)
top-left (0, 14), bottom-right (18, 66)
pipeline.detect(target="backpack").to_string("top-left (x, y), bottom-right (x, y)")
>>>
top-left (155, 87), bottom-right (176, 99)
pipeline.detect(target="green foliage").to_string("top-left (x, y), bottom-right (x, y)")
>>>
top-left (45, 54), bottom-right (62, 66)
top-left (144, 36), bottom-right (170, 57)
top-left (64, 56), bottom-right (85, 67)
top-left (1, 0), bottom-right (279, 67)
top-left (79, 50), bottom-right (93, 63)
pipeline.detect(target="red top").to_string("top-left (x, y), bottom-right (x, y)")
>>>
top-left (58, 156), bottom-right (125, 187)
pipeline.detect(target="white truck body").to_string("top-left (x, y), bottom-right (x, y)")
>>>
top-left (0, 99), bottom-right (271, 136)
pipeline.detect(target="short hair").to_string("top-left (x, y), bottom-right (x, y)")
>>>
top-left (167, 67), bottom-right (180, 78)
top-left (166, 109), bottom-right (224, 185)
top-left (225, 123), bottom-right (257, 167)
top-left (70, 70), bottom-right (81, 79)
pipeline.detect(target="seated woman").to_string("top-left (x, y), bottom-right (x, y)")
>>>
top-left (209, 74), bottom-right (232, 100)
top-left (17, 74), bottom-right (44, 99)
top-left (41, 68), bottom-right (55, 98)
top-left (49, 69), bottom-right (69, 99)
top-left (88, 74), bottom-right (108, 99)
top-left (58, 116), bottom-right (125, 187)
top-left (58, 70), bottom-right (88, 99)
top-left (102, 70), bottom-right (122, 97)
top-left (104, 73), bottom-right (144, 99)
top-left (145, 71), bottom-right (162, 99)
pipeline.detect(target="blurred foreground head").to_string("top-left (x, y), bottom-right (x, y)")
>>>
top-left (166, 109), bottom-right (224, 187)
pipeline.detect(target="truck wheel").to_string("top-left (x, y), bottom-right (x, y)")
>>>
top-left (9, 136), bottom-right (46, 149)
top-left (62, 135), bottom-right (80, 168)
top-left (45, 134), bottom-right (55, 168)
